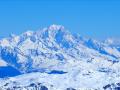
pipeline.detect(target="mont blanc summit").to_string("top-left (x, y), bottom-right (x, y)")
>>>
top-left (0, 25), bottom-right (120, 90)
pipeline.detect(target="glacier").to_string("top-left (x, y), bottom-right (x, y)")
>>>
top-left (0, 25), bottom-right (120, 90)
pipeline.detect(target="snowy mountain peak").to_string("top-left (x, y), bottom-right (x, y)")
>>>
top-left (48, 24), bottom-right (65, 30)
top-left (36, 24), bottom-right (67, 38)
top-left (35, 25), bottom-right (74, 48)
top-left (104, 38), bottom-right (120, 47)
top-left (105, 38), bottom-right (114, 44)
top-left (21, 30), bottom-right (34, 37)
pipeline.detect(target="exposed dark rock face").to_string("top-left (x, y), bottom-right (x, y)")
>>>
top-left (103, 84), bottom-right (111, 90)
top-left (1, 82), bottom-right (49, 90)
top-left (40, 85), bottom-right (48, 90)
top-left (66, 88), bottom-right (76, 90)
top-left (103, 82), bottom-right (120, 90)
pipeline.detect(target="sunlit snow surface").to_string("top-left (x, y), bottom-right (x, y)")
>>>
top-left (0, 25), bottom-right (120, 90)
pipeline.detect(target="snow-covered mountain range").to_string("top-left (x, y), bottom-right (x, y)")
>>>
top-left (0, 25), bottom-right (120, 90)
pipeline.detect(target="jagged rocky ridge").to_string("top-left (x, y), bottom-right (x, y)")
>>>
top-left (0, 25), bottom-right (120, 90)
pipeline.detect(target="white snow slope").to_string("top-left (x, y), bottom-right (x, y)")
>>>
top-left (0, 25), bottom-right (120, 90)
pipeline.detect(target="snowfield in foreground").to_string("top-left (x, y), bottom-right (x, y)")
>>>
top-left (0, 25), bottom-right (120, 90)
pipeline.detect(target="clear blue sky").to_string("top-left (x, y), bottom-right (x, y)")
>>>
top-left (0, 0), bottom-right (120, 39)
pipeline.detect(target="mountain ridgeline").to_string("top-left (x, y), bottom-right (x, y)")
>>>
top-left (0, 25), bottom-right (120, 90)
